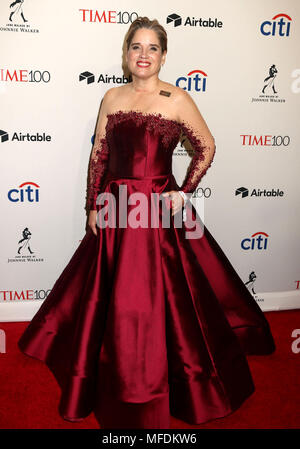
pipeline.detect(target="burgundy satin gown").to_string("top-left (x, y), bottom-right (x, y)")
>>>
top-left (18, 110), bottom-right (276, 429)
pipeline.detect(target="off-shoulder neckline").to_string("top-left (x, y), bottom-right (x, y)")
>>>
top-left (106, 109), bottom-right (182, 127)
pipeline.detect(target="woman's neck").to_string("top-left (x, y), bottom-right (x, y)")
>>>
top-left (129, 76), bottom-right (161, 94)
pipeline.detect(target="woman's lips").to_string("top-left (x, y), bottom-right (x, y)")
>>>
top-left (137, 61), bottom-right (151, 67)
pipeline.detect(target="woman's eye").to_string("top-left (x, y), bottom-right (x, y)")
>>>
top-left (131, 45), bottom-right (158, 51)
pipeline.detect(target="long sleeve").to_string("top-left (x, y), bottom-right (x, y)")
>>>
top-left (86, 122), bottom-right (110, 211)
top-left (179, 122), bottom-right (216, 194)
top-left (177, 92), bottom-right (216, 195)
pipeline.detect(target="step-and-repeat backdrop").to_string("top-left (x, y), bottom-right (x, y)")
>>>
top-left (0, 0), bottom-right (299, 321)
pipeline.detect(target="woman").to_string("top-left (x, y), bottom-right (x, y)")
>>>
top-left (18, 17), bottom-right (275, 429)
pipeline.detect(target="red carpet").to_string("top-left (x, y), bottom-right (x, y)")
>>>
top-left (0, 309), bottom-right (299, 429)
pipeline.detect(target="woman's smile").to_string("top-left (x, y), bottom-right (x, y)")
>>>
top-left (136, 61), bottom-right (151, 67)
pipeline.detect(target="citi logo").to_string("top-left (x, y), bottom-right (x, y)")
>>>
top-left (176, 70), bottom-right (207, 92)
top-left (241, 232), bottom-right (269, 251)
top-left (8, 182), bottom-right (40, 203)
top-left (235, 187), bottom-right (284, 198)
top-left (260, 13), bottom-right (292, 36)
top-left (79, 71), bottom-right (130, 85)
top-left (167, 13), bottom-right (222, 28)
top-left (0, 129), bottom-right (51, 143)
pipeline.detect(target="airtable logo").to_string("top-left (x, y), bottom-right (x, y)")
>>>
top-left (80, 71), bottom-right (95, 84)
top-left (235, 187), bottom-right (284, 198)
top-left (176, 70), bottom-right (207, 92)
top-left (0, 130), bottom-right (9, 143)
top-left (0, 128), bottom-right (51, 142)
top-left (166, 13), bottom-right (223, 28)
top-left (167, 14), bottom-right (182, 27)
top-left (236, 187), bottom-right (249, 198)
top-left (79, 71), bottom-right (130, 85)
top-left (260, 13), bottom-right (292, 37)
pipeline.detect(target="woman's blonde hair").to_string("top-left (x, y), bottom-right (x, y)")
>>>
top-left (125, 16), bottom-right (167, 54)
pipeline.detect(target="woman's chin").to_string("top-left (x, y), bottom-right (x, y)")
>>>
top-left (130, 69), bottom-right (159, 79)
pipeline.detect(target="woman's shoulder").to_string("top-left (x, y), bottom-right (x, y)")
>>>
top-left (102, 86), bottom-right (121, 101)
top-left (101, 82), bottom-right (194, 118)
top-left (101, 85), bottom-right (128, 111)
top-left (159, 81), bottom-right (181, 98)
top-left (159, 82), bottom-right (197, 121)
top-left (103, 82), bottom-right (188, 99)
top-left (159, 82), bottom-right (194, 108)
top-left (105, 82), bottom-right (187, 98)
top-left (100, 86), bottom-right (122, 114)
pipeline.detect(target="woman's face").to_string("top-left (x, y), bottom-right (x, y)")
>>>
top-left (126, 28), bottom-right (166, 79)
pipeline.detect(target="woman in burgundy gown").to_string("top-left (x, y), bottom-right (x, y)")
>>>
top-left (18, 17), bottom-right (275, 429)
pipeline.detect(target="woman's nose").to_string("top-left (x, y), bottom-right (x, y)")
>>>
top-left (139, 48), bottom-right (148, 57)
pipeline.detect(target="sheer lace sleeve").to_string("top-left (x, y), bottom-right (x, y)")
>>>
top-left (178, 92), bottom-right (216, 194)
top-left (85, 103), bottom-right (110, 211)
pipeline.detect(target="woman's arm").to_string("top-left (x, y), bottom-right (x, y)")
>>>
top-left (86, 90), bottom-right (112, 212)
top-left (86, 89), bottom-right (114, 235)
top-left (176, 89), bottom-right (216, 195)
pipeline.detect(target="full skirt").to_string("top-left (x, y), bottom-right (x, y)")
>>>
top-left (18, 174), bottom-right (276, 428)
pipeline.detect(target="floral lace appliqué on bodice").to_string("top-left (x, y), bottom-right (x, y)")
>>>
top-left (86, 110), bottom-right (216, 210)
top-left (106, 110), bottom-right (182, 148)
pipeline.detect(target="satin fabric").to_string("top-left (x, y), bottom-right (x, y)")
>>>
top-left (18, 112), bottom-right (275, 428)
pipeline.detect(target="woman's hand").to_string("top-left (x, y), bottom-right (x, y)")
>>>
top-left (88, 210), bottom-right (98, 236)
top-left (162, 190), bottom-right (184, 216)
